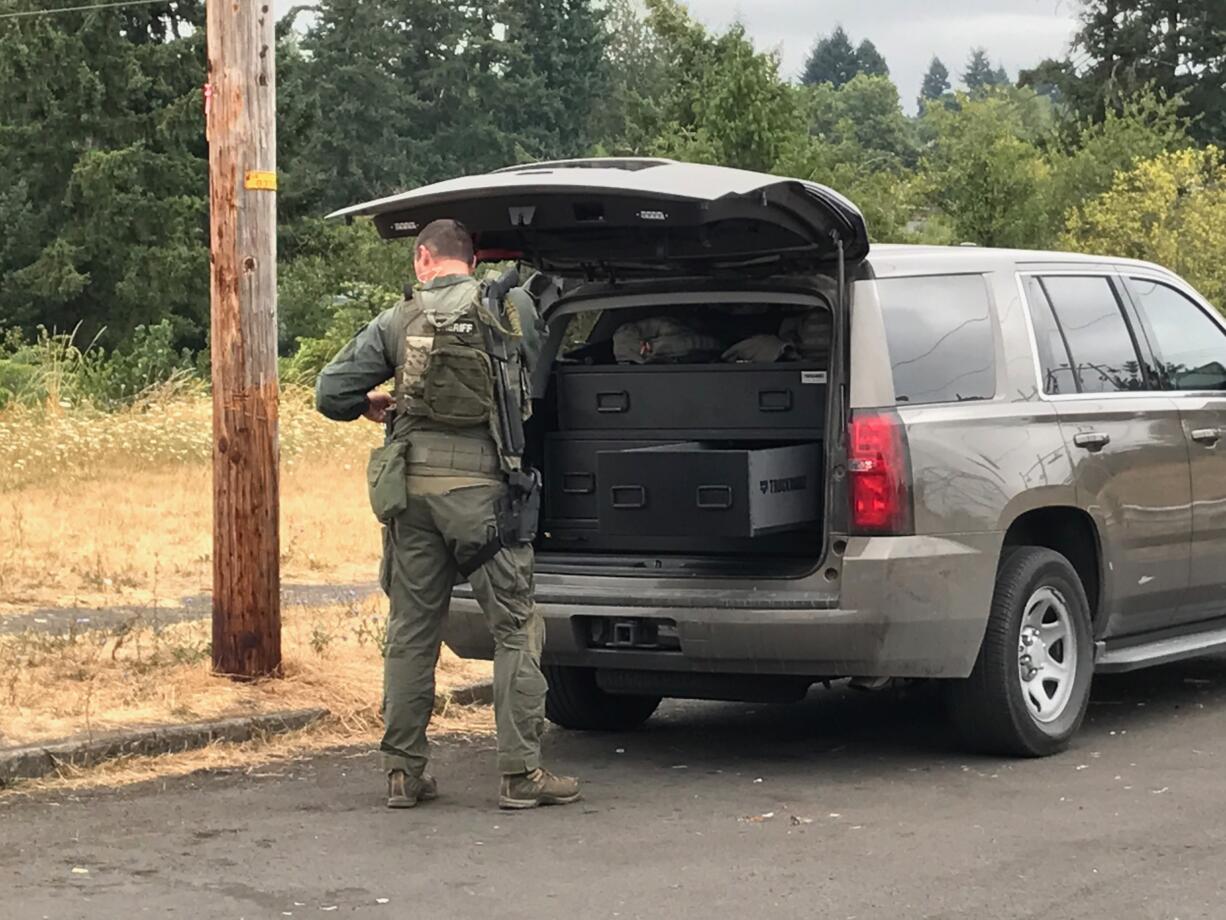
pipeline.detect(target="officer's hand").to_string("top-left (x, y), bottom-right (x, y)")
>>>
top-left (363, 390), bottom-right (394, 423)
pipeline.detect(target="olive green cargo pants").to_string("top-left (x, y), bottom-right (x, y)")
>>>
top-left (380, 481), bottom-right (546, 777)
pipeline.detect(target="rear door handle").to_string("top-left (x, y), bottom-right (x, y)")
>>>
top-left (1073, 431), bottom-right (1111, 451)
top-left (1192, 427), bottom-right (1221, 446)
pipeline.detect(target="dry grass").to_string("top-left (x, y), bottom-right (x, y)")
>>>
top-left (0, 597), bottom-right (494, 796)
top-left (4, 727), bottom-right (383, 798)
top-left (0, 386), bottom-right (494, 792)
top-left (0, 597), bottom-right (491, 749)
top-left (0, 385), bottom-right (383, 612)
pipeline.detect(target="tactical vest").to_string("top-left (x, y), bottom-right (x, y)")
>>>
top-left (394, 279), bottom-right (531, 467)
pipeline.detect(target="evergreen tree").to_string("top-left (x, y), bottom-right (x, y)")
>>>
top-left (1073, 0), bottom-right (1226, 143)
top-left (497, 0), bottom-right (610, 163)
top-left (280, 0), bottom-right (484, 216)
top-left (801, 25), bottom-right (861, 88)
top-left (856, 39), bottom-right (889, 77)
top-left (919, 56), bottom-right (952, 111)
top-left (963, 47), bottom-right (996, 93)
top-left (279, 0), bottom-right (610, 217)
top-left (0, 0), bottom-right (208, 347)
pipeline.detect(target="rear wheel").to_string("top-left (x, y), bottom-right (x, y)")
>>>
top-left (948, 546), bottom-right (1094, 757)
top-left (544, 666), bottom-right (661, 731)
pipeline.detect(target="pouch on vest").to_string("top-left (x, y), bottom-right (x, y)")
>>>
top-left (366, 441), bottom-right (409, 523)
top-left (421, 345), bottom-right (496, 426)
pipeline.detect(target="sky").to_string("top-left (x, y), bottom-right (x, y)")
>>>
top-left (684, 0), bottom-right (1084, 105)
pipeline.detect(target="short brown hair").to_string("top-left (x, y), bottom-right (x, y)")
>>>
top-left (416, 219), bottom-right (474, 264)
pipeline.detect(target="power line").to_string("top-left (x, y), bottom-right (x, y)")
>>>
top-left (0, 0), bottom-right (174, 21)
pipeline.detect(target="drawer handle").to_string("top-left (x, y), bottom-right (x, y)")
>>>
top-left (758, 389), bottom-right (793, 412)
top-left (696, 485), bottom-right (733, 509)
top-left (561, 472), bottom-right (595, 495)
top-left (596, 391), bottom-right (630, 413)
top-left (610, 485), bottom-right (646, 509)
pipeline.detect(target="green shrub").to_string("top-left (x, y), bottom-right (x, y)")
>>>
top-left (0, 320), bottom-right (195, 411)
top-left (88, 320), bottom-right (196, 405)
top-left (282, 282), bottom-right (400, 386)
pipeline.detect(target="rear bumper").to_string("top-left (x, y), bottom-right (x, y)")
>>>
top-left (443, 532), bottom-right (1001, 679)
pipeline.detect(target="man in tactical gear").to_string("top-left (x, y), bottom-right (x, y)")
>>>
top-left (315, 218), bottom-right (580, 810)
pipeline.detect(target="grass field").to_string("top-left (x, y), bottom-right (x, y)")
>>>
top-left (0, 386), bottom-right (494, 788)
top-left (0, 385), bottom-right (383, 611)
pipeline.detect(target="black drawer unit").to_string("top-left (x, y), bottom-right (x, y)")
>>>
top-left (555, 364), bottom-right (826, 438)
top-left (596, 442), bottom-right (821, 538)
top-left (543, 434), bottom-right (683, 525)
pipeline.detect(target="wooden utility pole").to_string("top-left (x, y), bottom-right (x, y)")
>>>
top-left (206, 0), bottom-right (281, 678)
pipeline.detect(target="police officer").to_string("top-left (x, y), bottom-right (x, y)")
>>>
top-left (315, 218), bottom-right (581, 810)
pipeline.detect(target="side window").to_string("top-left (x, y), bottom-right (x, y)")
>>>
top-left (875, 274), bottom-right (995, 405)
top-left (1038, 276), bottom-right (1146, 393)
top-left (1129, 278), bottom-right (1226, 391)
top-left (1024, 277), bottom-right (1077, 395)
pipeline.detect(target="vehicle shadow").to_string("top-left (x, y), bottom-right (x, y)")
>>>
top-left (545, 654), bottom-right (1226, 775)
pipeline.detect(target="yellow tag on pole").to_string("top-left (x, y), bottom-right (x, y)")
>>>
top-left (244, 170), bottom-right (278, 191)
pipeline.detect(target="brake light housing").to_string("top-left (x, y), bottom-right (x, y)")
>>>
top-left (848, 410), bottom-right (913, 535)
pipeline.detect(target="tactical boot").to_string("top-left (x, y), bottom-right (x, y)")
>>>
top-left (387, 770), bottom-right (438, 809)
top-left (498, 768), bottom-right (581, 810)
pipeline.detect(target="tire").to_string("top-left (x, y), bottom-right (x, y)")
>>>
top-left (544, 666), bottom-right (661, 731)
top-left (948, 546), bottom-right (1094, 757)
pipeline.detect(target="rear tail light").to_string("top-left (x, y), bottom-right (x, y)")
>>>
top-left (848, 410), bottom-right (913, 535)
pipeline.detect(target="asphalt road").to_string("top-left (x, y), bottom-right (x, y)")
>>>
top-left (4, 658), bottom-right (1226, 920)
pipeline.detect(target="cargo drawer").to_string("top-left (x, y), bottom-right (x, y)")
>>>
top-left (556, 364), bottom-right (826, 437)
top-left (543, 434), bottom-right (683, 524)
top-left (596, 442), bottom-right (821, 538)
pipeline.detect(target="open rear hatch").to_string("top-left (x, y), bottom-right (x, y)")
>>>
top-left (331, 159), bottom-right (869, 578)
top-left (327, 157), bottom-right (868, 278)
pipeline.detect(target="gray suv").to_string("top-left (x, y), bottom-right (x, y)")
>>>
top-left (334, 158), bottom-right (1226, 757)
